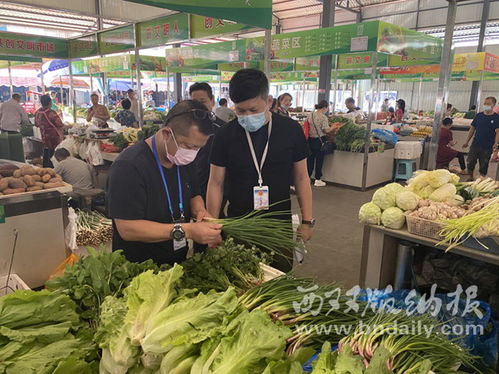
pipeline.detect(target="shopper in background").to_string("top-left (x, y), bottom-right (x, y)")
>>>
top-left (464, 105), bottom-right (477, 119)
top-left (127, 89), bottom-right (140, 121)
top-left (115, 99), bottom-right (138, 128)
top-left (215, 98), bottom-right (235, 122)
top-left (274, 93), bottom-right (293, 117)
top-left (35, 94), bottom-right (64, 168)
top-left (381, 98), bottom-right (390, 113)
top-left (463, 96), bottom-right (499, 180)
top-left (54, 148), bottom-right (93, 190)
top-left (50, 91), bottom-right (60, 112)
top-left (0, 94), bottom-right (30, 134)
top-left (86, 93), bottom-right (110, 127)
top-left (395, 99), bottom-right (406, 122)
top-left (446, 103), bottom-right (459, 117)
top-left (345, 97), bottom-right (360, 113)
top-left (207, 68), bottom-right (313, 272)
top-left (436, 118), bottom-right (467, 174)
top-left (384, 107), bottom-right (396, 124)
top-left (307, 100), bottom-right (330, 187)
top-left (107, 100), bottom-right (222, 265)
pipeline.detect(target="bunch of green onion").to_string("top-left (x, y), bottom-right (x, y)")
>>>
top-left (438, 197), bottom-right (499, 251)
top-left (210, 208), bottom-right (301, 256)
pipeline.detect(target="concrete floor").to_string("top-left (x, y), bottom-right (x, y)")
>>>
top-left (292, 185), bottom-right (374, 288)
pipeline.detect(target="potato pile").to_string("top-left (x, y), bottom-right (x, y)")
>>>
top-left (0, 164), bottom-right (65, 196)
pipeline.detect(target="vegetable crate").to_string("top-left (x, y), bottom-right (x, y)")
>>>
top-left (405, 214), bottom-right (444, 240)
top-left (0, 273), bottom-right (30, 296)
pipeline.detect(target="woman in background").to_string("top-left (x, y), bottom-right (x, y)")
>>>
top-left (274, 93), bottom-right (293, 117)
top-left (395, 99), bottom-right (406, 122)
top-left (35, 94), bottom-right (64, 167)
top-left (307, 100), bottom-right (330, 187)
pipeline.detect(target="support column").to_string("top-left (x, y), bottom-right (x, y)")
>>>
top-left (361, 52), bottom-right (378, 191)
top-left (69, 59), bottom-right (76, 123)
top-left (173, 43), bottom-right (182, 103)
top-left (263, 29), bottom-right (272, 80)
top-left (427, 0), bottom-right (457, 171)
top-left (331, 63), bottom-right (338, 114)
top-left (469, 0), bottom-right (490, 109)
top-left (40, 64), bottom-right (45, 94)
top-left (318, 0), bottom-right (335, 103)
top-left (134, 48), bottom-right (144, 127)
top-left (7, 61), bottom-right (13, 97)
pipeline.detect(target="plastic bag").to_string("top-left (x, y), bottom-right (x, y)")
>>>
top-left (65, 207), bottom-right (78, 251)
top-left (56, 136), bottom-right (79, 157)
top-left (371, 128), bottom-right (398, 145)
top-left (47, 253), bottom-right (79, 281)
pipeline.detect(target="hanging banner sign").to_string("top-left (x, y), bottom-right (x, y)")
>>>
top-left (452, 53), bottom-right (484, 72)
top-left (338, 52), bottom-right (389, 69)
top-left (69, 34), bottom-right (98, 58)
top-left (136, 13), bottom-right (188, 48)
top-left (0, 31), bottom-right (67, 58)
top-left (295, 56), bottom-right (321, 71)
top-left (98, 25), bottom-right (135, 55)
top-left (484, 53), bottom-right (499, 73)
top-left (133, 55), bottom-right (167, 71)
top-left (71, 55), bottom-right (131, 74)
top-left (190, 15), bottom-right (251, 39)
top-left (124, 0), bottom-right (272, 29)
top-left (218, 62), bottom-right (257, 71)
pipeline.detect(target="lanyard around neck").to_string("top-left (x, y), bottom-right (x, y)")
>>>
top-left (151, 135), bottom-right (184, 221)
top-left (244, 117), bottom-right (272, 187)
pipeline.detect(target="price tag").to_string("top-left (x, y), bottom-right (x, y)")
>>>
top-left (350, 36), bottom-right (368, 52)
top-left (173, 238), bottom-right (186, 251)
top-left (0, 206), bottom-right (4, 224)
top-left (253, 186), bottom-right (269, 210)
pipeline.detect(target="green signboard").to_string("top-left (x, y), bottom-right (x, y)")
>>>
top-left (295, 56), bottom-right (321, 71)
top-left (0, 31), bottom-right (67, 58)
top-left (125, 0), bottom-right (272, 29)
top-left (337, 52), bottom-right (388, 69)
top-left (69, 34), bottom-right (98, 59)
top-left (98, 25), bottom-right (135, 55)
top-left (137, 13), bottom-right (188, 48)
top-left (190, 15), bottom-right (251, 38)
top-left (218, 62), bottom-right (257, 71)
top-left (132, 55), bottom-right (167, 71)
top-left (72, 55), bottom-right (131, 74)
top-left (0, 55), bottom-right (42, 63)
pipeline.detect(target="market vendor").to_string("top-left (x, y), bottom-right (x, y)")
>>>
top-left (107, 100), bottom-right (222, 265)
top-left (86, 93), bottom-right (110, 128)
top-left (345, 97), bottom-right (361, 114)
top-left (206, 69), bottom-right (313, 272)
top-left (127, 89), bottom-right (140, 120)
top-left (54, 148), bottom-right (93, 190)
top-left (0, 94), bottom-right (30, 134)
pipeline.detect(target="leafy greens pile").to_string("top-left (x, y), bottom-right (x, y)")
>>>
top-left (45, 248), bottom-right (165, 327)
top-left (0, 290), bottom-right (97, 374)
top-left (334, 123), bottom-right (368, 152)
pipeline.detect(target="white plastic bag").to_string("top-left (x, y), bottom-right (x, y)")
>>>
top-left (65, 207), bottom-right (78, 251)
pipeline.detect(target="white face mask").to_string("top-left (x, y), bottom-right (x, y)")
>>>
top-left (164, 130), bottom-right (199, 166)
top-left (483, 105), bottom-right (493, 112)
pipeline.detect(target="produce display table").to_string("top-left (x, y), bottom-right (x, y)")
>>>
top-left (322, 149), bottom-right (395, 189)
top-left (360, 225), bottom-right (499, 289)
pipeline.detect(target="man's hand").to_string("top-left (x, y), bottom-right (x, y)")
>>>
top-left (297, 224), bottom-right (313, 243)
top-left (185, 221), bottom-right (222, 248)
top-left (463, 142), bottom-right (469, 148)
top-left (195, 209), bottom-right (211, 222)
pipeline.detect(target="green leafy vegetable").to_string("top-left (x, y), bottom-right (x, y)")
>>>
top-left (335, 123), bottom-right (368, 152)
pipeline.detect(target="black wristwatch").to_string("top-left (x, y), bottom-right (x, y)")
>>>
top-left (171, 223), bottom-right (185, 241)
top-left (301, 219), bottom-right (316, 227)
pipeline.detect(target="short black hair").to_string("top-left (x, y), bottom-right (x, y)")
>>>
top-left (315, 100), bottom-right (329, 110)
top-left (278, 93), bottom-right (292, 103)
top-left (229, 69), bottom-right (269, 103)
top-left (189, 82), bottom-right (214, 100)
top-left (384, 98), bottom-right (389, 102)
top-left (91, 93), bottom-right (98, 98)
top-left (447, 103), bottom-right (452, 109)
top-left (485, 96), bottom-right (497, 105)
top-left (40, 94), bottom-right (51, 107)
top-left (345, 97), bottom-right (355, 104)
top-left (164, 100), bottom-right (214, 136)
top-left (12, 93), bottom-right (21, 100)
top-left (388, 107), bottom-right (395, 113)
top-left (219, 98), bottom-right (227, 106)
top-left (54, 148), bottom-right (70, 159)
top-left (127, 89), bottom-right (134, 94)
top-left (397, 99), bottom-right (406, 111)
top-left (470, 105), bottom-right (476, 110)
top-left (121, 98), bottom-right (131, 110)
top-left (442, 117), bottom-right (453, 126)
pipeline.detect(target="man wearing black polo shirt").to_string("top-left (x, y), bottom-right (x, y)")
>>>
top-left (107, 100), bottom-right (222, 265)
top-left (207, 69), bottom-right (314, 272)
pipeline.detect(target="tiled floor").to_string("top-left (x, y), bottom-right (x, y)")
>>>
top-left (292, 184), bottom-right (374, 288)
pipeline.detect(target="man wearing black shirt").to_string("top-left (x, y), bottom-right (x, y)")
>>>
top-left (207, 69), bottom-right (314, 272)
top-left (107, 100), bottom-right (222, 265)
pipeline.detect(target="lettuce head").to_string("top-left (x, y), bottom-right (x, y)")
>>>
top-left (381, 207), bottom-right (406, 229)
top-left (395, 190), bottom-right (420, 211)
top-left (359, 202), bottom-right (382, 225)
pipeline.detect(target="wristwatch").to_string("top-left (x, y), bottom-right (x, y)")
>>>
top-left (301, 219), bottom-right (316, 227)
top-left (171, 223), bottom-right (185, 241)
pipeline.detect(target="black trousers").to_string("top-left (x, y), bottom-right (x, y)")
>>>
top-left (0, 130), bottom-right (18, 134)
top-left (467, 145), bottom-right (492, 176)
top-left (307, 137), bottom-right (325, 180)
top-left (43, 148), bottom-right (55, 168)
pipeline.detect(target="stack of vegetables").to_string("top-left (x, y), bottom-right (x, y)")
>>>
top-left (0, 164), bottom-right (65, 196)
top-left (110, 128), bottom-right (139, 150)
top-left (137, 124), bottom-right (160, 141)
top-left (335, 123), bottom-right (368, 152)
top-left (75, 210), bottom-right (113, 247)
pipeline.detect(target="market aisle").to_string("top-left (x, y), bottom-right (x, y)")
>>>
top-left (293, 185), bottom-right (374, 288)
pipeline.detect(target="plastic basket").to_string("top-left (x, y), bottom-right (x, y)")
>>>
top-left (0, 274), bottom-right (30, 296)
top-left (405, 213), bottom-right (444, 240)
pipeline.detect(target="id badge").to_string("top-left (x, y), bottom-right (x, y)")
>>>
top-left (173, 238), bottom-right (187, 251)
top-left (253, 186), bottom-right (270, 210)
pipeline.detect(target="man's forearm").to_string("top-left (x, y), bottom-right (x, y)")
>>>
top-left (206, 185), bottom-right (223, 218)
top-left (294, 175), bottom-right (313, 221)
top-left (190, 195), bottom-right (207, 219)
top-left (115, 219), bottom-right (174, 242)
top-left (465, 127), bottom-right (475, 143)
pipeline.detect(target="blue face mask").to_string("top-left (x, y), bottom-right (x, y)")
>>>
top-left (237, 112), bottom-right (267, 132)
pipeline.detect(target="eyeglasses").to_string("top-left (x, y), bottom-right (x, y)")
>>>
top-left (165, 109), bottom-right (216, 124)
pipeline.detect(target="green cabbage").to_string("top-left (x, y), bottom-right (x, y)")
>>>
top-left (427, 169), bottom-right (452, 188)
top-left (359, 202), bottom-right (382, 225)
top-left (381, 207), bottom-right (406, 229)
top-left (429, 183), bottom-right (457, 202)
top-left (384, 183), bottom-right (405, 195)
top-left (372, 187), bottom-right (397, 210)
top-left (396, 190), bottom-right (420, 211)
